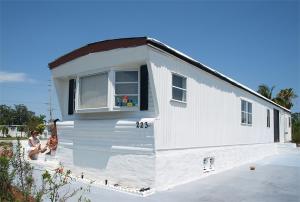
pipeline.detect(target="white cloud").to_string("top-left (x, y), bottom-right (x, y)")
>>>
top-left (0, 71), bottom-right (35, 83)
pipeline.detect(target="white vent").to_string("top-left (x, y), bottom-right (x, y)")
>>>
top-left (203, 157), bottom-right (215, 172)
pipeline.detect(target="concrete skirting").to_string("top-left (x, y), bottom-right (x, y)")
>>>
top-left (155, 143), bottom-right (278, 191)
top-left (20, 139), bottom-right (297, 195)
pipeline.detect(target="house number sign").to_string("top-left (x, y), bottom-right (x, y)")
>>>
top-left (136, 121), bottom-right (149, 128)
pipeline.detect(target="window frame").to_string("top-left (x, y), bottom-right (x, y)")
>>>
top-left (267, 109), bottom-right (270, 128)
top-left (73, 67), bottom-right (142, 113)
top-left (113, 68), bottom-right (140, 110)
top-left (241, 99), bottom-right (253, 126)
top-left (75, 71), bottom-right (110, 113)
top-left (171, 72), bottom-right (187, 103)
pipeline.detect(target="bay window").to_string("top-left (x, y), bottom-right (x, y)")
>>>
top-left (75, 68), bottom-right (141, 112)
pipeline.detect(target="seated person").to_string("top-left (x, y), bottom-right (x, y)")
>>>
top-left (28, 131), bottom-right (47, 160)
top-left (45, 119), bottom-right (59, 155)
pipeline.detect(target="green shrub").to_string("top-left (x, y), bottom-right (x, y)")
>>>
top-left (292, 113), bottom-right (300, 143)
top-left (0, 156), bottom-right (14, 201)
top-left (292, 121), bottom-right (300, 143)
top-left (0, 138), bottom-right (92, 202)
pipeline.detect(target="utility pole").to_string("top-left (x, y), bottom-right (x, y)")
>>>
top-left (46, 79), bottom-right (53, 122)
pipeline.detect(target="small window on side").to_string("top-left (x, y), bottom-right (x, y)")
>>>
top-left (241, 99), bottom-right (252, 125)
top-left (172, 74), bottom-right (187, 102)
top-left (289, 117), bottom-right (291, 128)
top-left (267, 109), bottom-right (270, 128)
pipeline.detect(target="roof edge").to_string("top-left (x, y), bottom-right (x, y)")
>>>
top-left (146, 38), bottom-right (290, 113)
top-left (48, 37), bottom-right (148, 69)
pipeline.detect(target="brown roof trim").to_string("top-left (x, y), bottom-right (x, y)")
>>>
top-left (48, 37), bottom-right (148, 69)
top-left (48, 37), bottom-right (290, 113)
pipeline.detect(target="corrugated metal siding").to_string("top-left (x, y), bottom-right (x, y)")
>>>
top-left (148, 47), bottom-right (289, 150)
top-left (73, 119), bottom-right (154, 150)
top-left (57, 119), bottom-right (155, 152)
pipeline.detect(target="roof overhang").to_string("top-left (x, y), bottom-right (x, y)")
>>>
top-left (48, 37), bottom-right (291, 113)
top-left (48, 37), bottom-right (148, 69)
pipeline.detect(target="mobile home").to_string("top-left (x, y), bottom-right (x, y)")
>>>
top-left (49, 37), bottom-right (292, 191)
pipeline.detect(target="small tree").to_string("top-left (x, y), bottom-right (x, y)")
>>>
top-left (257, 84), bottom-right (275, 99)
top-left (273, 88), bottom-right (297, 109)
top-left (26, 115), bottom-right (46, 136)
top-left (36, 124), bottom-right (46, 136)
top-left (292, 113), bottom-right (300, 143)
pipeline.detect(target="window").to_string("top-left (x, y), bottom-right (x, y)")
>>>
top-left (289, 117), bottom-right (291, 128)
top-left (172, 74), bottom-right (187, 102)
top-left (79, 72), bottom-right (108, 109)
top-left (267, 109), bottom-right (270, 128)
top-left (241, 100), bottom-right (252, 125)
top-left (115, 71), bottom-right (139, 107)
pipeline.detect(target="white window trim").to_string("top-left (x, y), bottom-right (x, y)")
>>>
top-left (241, 99), bottom-right (253, 126)
top-left (75, 71), bottom-right (110, 113)
top-left (171, 72), bottom-right (187, 103)
top-left (74, 68), bottom-right (141, 113)
top-left (112, 68), bottom-right (140, 110)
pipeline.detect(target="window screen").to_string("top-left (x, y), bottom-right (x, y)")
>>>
top-left (115, 71), bottom-right (138, 107)
top-left (172, 74), bottom-right (187, 102)
top-left (79, 72), bottom-right (108, 109)
top-left (241, 100), bottom-right (252, 125)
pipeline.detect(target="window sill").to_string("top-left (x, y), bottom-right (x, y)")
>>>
top-left (113, 106), bottom-right (139, 111)
top-left (75, 107), bottom-right (109, 113)
top-left (170, 99), bottom-right (187, 104)
top-left (241, 123), bottom-right (252, 127)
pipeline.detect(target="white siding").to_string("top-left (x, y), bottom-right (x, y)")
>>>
top-left (148, 47), bottom-right (290, 150)
top-left (56, 119), bottom-right (156, 188)
top-left (52, 46), bottom-right (156, 121)
top-left (50, 42), bottom-right (293, 192)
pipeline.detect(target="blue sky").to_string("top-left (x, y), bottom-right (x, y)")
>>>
top-left (0, 0), bottom-right (299, 120)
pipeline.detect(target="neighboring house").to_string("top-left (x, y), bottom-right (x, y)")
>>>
top-left (0, 125), bottom-right (26, 137)
top-left (49, 37), bottom-right (292, 191)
